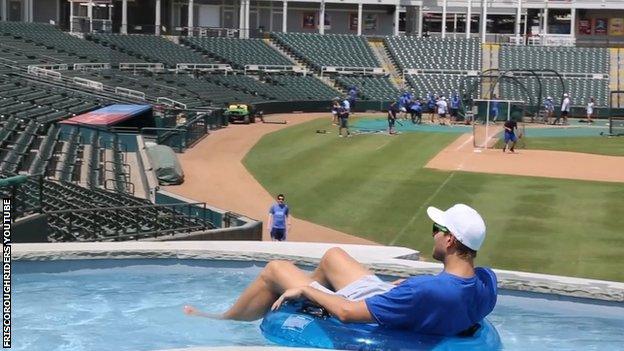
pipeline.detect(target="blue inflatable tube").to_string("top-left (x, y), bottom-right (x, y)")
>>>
top-left (261, 300), bottom-right (502, 350)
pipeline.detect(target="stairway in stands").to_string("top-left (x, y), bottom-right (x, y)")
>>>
top-left (264, 37), bottom-right (341, 93)
top-left (368, 39), bottom-right (404, 91)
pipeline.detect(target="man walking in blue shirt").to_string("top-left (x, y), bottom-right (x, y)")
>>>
top-left (185, 204), bottom-right (497, 338)
top-left (450, 93), bottom-right (461, 123)
top-left (267, 194), bottom-right (290, 241)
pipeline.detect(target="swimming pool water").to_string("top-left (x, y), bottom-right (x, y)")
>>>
top-left (13, 259), bottom-right (624, 351)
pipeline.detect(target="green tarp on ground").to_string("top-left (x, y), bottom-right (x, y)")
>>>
top-left (146, 145), bottom-right (184, 185)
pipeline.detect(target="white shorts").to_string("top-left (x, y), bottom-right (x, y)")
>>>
top-left (309, 275), bottom-right (395, 301)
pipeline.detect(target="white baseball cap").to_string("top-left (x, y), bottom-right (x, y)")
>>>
top-left (563, 93), bottom-right (568, 97)
top-left (426, 204), bottom-right (486, 251)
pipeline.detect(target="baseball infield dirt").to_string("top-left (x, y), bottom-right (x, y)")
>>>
top-left (164, 113), bottom-right (377, 244)
top-left (426, 134), bottom-right (624, 183)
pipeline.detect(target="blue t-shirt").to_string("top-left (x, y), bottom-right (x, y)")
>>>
top-left (450, 97), bottom-right (460, 109)
top-left (410, 101), bottom-right (422, 112)
top-left (348, 89), bottom-right (357, 100)
top-left (269, 203), bottom-right (289, 229)
top-left (427, 97), bottom-right (436, 109)
top-left (365, 267), bottom-right (497, 336)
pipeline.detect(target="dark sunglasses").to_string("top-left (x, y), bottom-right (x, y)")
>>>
top-left (432, 223), bottom-right (450, 236)
top-left (277, 198), bottom-right (285, 201)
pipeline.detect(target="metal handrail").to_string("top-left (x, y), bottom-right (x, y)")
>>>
top-left (48, 201), bottom-right (216, 241)
top-left (104, 178), bottom-right (135, 196)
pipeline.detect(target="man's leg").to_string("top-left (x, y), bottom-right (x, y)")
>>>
top-left (222, 260), bottom-right (314, 321)
top-left (222, 248), bottom-right (370, 321)
top-left (309, 247), bottom-right (372, 291)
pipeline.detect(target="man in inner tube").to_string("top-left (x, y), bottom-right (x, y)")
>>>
top-left (184, 203), bottom-right (498, 337)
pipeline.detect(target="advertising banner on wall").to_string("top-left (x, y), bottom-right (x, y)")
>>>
top-left (595, 18), bottom-right (608, 35)
top-left (578, 19), bottom-right (591, 35)
top-left (609, 18), bottom-right (624, 36)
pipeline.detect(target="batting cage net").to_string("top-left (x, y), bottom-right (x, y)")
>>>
top-left (471, 99), bottom-right (526, 149)
top-left (609, 91), bottom-right (624, 136)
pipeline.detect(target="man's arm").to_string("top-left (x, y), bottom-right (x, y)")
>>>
top-left (272, 287), bottom-right (374, 323)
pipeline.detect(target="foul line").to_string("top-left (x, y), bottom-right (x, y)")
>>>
top-left (375, 139), bottom-right (392, 151)
top-left (456, 135), bottom-right (474, 151)
top-left (388, 171), bottom-right (456, 246)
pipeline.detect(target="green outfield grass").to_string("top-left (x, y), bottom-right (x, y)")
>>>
top-left (244, 118), bottom-right (624, 282)
top-left (524, 137), bottom-right (624, 156)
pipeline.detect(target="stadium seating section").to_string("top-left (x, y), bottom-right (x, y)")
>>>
top-left (271, 33), bottom-right (380, 70)
top-left (499, 46), bottom-right (609, 74)
top-left (204, 73), bottom-right (338, 101)
top-left (385, 37), bottom-right (481, 71)
top-left (406, 74), bottom-right (479, 100)
top-left (334, 76), bottom-right (401, 101)
top-left (182, 37), bottom-right (292, 69)
top-left (0, 173), bottom-right (214, 242)
top-left (0, 22), bottom-right (139, 64)
top-left (0, 74), bottom-right (133, 191)
top-left (499, 76), bottom-right (610, 106)
top-left (88, 33), bottom-right (212, 67)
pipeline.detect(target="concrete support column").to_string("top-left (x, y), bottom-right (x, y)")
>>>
top-left (319, 0), bottom-right (325, 34)
top-left (523, 13), bottom-right (528, 39)
top-left (418, 5), bottom-right (423, 37)
top-left (543, 7), bottom-right (548, 35)
top-left (357, 3), bottom-right (362, 36)
top-left (246, 0), bottom-right (250, 38)
top-left (515, 0), bottom-right (521, 44)
top-left (481, 0), bottom-right (487, 44)
top-left (27, 0), bottom-right (32, 22)
top-left (238, 0), bottom-right (245, 38)
top-left (188, 0), bottom-right (194, 36)
top-left (155, 0), bottom-right (161, 35)
top-left (441, 0), bottom-right (447, 38)
top-left (394, 5), bottom-right (399, 36)
top-left (1, 0), bottom-right (6, 21)
top-left (69, 0), bottom-right (74, 32)
top-left (466, 0), bottom-right (472, 39)
top-left (87, 0), bottom-right (93, 32)
top-left (570, 7), bottom-right (576, 40)
top-left (282, 1), bottom-right (287, 33)
top-left (121, 0), bottom-right (128, 34)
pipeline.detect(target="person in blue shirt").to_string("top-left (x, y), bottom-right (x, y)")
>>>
top-left (409, 99), bottom-right (423, 124)
top-left (490, 95), bottom-right (500, 123)
top-left (267, 193), bottom-right (290, 241)
top-left (450, 93), bottom-right (461, 123)
top-left (348, 86), bottom-right (358, 113)
top-left (398, 92), bottom-right (409, 120)
top-left (184, 203), bottom-right (497, 338)
top-left (543, 96), bottom-right (554, 124)
top-left (427, 93), bottom-right (437, 123)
